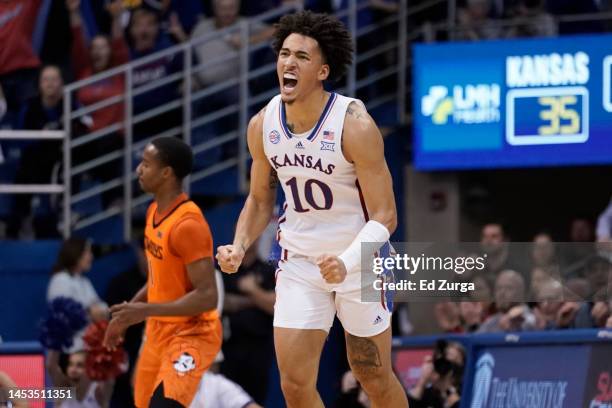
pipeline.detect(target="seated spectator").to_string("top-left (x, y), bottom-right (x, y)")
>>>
top-left (47, 238), bottom-right (108, 350)
top-left (7, 65), bottom-right (85, 238)
top-left (530, 232), bottom-right (557, 270)
top-left (477, 270), bottom-right (537, 333)
top-left (565, 217), bottom-right (596, 266)
top-left (0, 0), bottom-right (43, 127)
top-left (408, 341), bottom-right (465, 408)
top-left (456, 0), bottom-right (502, 41)
top-left (46, 349), bottom-right (114, 407)
top-left (479, 223), bottom-right (525, 285)
top-left (220, 241), bottom-right (275, 405)
top-left (530, 265), bottom-right (561, 298)
top-left (505, 0), bottom-right (557, 38)
top-left (434, 301), bottom-right (462, 333)
top-left (459, 300), bottom-right (485, 332)
top-left (533, 279), bottom-right (564, 329)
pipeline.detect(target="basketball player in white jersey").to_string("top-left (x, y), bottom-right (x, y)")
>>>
top-left (217, 11), bottom-right (408, 408)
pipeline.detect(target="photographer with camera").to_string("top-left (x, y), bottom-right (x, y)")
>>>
top-left (408, 341), bottom-right (465, 408)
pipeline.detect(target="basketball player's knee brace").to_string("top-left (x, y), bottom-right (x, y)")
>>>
top-left (338, 220), bottom-right (390, 272)
top-left (149, 382), bottom-right (185, 408)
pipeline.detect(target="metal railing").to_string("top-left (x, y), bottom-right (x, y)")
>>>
top-left (422, 9), bottom-right (612, 42)
top-left (1, 0), bottom-right (419, 241)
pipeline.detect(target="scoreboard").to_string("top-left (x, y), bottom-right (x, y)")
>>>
top-left (413, 34), bottom-right (612, 170)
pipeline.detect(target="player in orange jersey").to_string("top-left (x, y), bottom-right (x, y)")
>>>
top-left (103, 137), bottom-right (221, 407)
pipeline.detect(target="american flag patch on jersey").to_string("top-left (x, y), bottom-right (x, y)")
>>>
top-left (323, 130), bottom-right (334, 140)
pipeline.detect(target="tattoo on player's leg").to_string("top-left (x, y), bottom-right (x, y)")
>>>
top-left (346, 333), bottom-right (382, 375)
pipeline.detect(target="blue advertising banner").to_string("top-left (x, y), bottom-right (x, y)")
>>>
top-left (469, 345), bottom-right (590, 408)
top-left (413, 34), bottom-right (612, 170)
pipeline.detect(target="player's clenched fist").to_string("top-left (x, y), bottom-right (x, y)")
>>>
top-left (216, 244), bottom-right (245, 273)
top-left (317, 254), bottom-right (347, 284)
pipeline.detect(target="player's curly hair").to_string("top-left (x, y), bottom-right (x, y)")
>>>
top-left (272, 11), bottom-right (353, 82)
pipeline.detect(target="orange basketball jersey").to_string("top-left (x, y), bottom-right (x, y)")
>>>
top-left (144, 195), bottom-right (217, 323)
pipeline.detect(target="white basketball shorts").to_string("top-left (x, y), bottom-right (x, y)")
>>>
top-left (273, 252), bottom-right (392, 338)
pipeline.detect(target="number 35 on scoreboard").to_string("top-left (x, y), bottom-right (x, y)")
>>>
top-left (506, 86), bottom-right (589, 146)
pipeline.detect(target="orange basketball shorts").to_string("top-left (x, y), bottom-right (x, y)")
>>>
top-left (133, 317), bottom-right (222, 407)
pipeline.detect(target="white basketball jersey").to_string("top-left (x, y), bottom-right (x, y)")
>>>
top-left (262, 92), bottom-right (368, 258)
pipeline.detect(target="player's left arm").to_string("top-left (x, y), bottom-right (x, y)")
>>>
top-left (343, 101), bottom-right (397, 232)
top-left (145, 256), bottom-right (218, 317)
top-left (317, 101), bottom-right (396, 284)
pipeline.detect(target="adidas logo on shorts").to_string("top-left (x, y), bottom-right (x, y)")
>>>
top-left (373, 315), bottom-right (383, 325)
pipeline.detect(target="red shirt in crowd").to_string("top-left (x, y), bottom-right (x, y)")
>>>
top-left (0, 0), bottom-right (42, 75)
top-left (71, 25), bottom-right (129, 133)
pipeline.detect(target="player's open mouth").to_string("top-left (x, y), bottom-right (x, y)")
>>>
top-left (283, 73), bottom-right (298, 91)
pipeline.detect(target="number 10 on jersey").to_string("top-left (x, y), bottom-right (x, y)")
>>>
top-left (285, 177), bottom-right (333, 212)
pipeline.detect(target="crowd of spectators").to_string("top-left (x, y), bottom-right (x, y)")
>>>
top-left (432, 200), bottom-right (612, 336)
top-left (1, 0), bottom-right (611, 240)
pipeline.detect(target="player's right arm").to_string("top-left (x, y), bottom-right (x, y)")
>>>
top-left (216, 108), bottom-right (276, 273)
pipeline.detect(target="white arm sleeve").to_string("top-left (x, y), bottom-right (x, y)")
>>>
top-left (338, 220), bottom-right (390, 272)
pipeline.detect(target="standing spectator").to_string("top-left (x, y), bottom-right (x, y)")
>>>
top-left (220, 242), bottom-right (275, 405)
top-left (191, 0), bottom-right (273, 104)
top-left (7, 65), bottom-right (84, 239)
top-left (67, 0), bottom-right (128, 135)
top-left (0, 0), bottom-right (43, 127)
top-left (456, 0), bottom-right (502, 40)
top-left (128, 6), bottom-right (183, 141)
top-left (67, 0), bottom-right (129, 207)
top-left (47, 238), bottom-right (108, 351)
top-left (477, 270), bottom-right (537, 333)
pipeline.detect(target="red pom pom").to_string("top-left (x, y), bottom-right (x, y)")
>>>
top-left (83, 321), bottom-right (127, 381)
